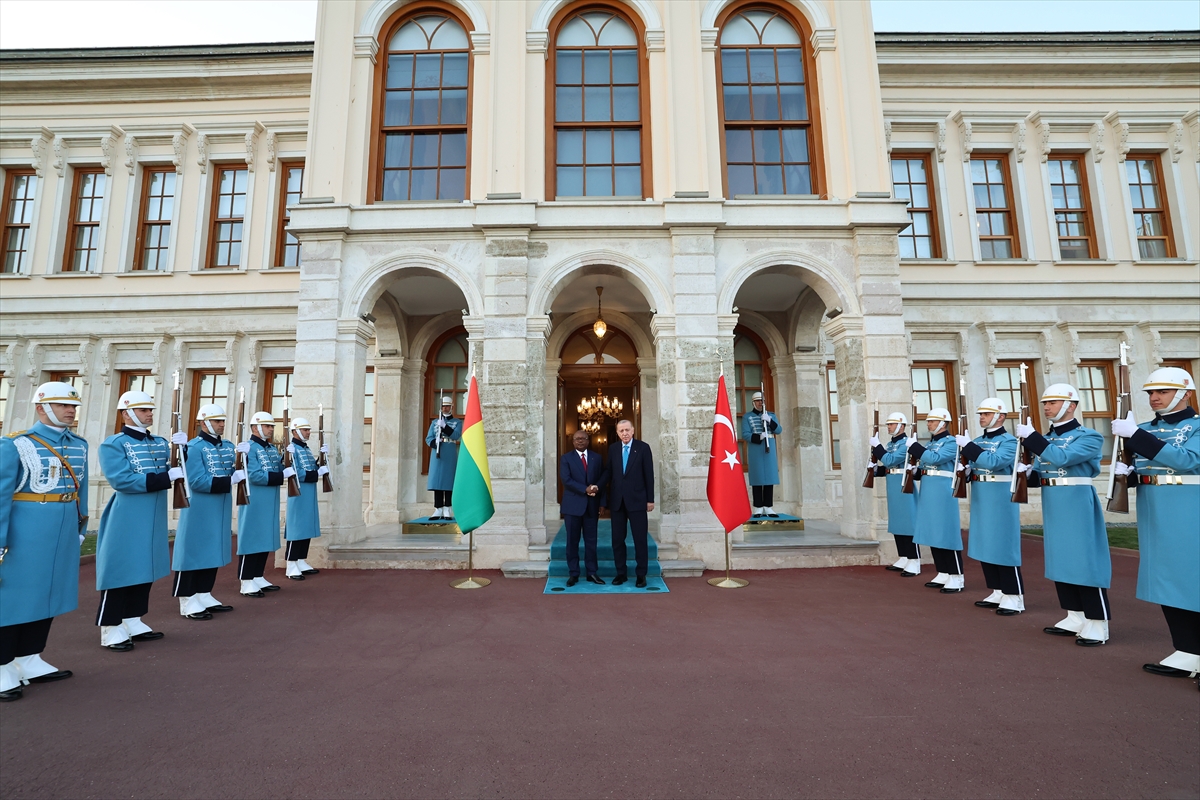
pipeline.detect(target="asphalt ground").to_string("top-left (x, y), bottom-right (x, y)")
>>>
top-left (1, 537), bottom-right (1196, 800)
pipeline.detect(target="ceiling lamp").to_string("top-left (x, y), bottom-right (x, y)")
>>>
top-left (577, 386), bottom-right (623, 425)
top-left (578, 419), bottom-right (601, 434)
top-left (592, 286), bottom-right (607, 339)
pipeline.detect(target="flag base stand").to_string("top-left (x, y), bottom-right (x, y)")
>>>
top-left (451, 530), bottom-right (490, 589)
top-left (707, 535), bottom-right (748, 588)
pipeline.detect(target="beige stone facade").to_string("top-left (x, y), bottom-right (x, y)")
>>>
top-left (1, 2), bottom-right (1196, 572)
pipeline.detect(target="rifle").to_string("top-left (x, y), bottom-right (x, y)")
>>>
top-left (1010, 362), bottom-right (1035, 504)
top-left (170, 370), bottom-right (190, 509)
top-left (952, 378), bottom-right (969, 499)
top-left (1105, 342), bottom-right (1133, 513)
top-left (862, 400), bottom-right (879, 489)
top-left (318, 403), bottom-right (333, 493)
top-left (434, 388), bottom-right (444, 458)
top-left (761, 381), bottom-right (772, 453)
top-left (234, 386), bottom-right (250, 506)
top-left (281, 406), bottom-right (301, 497)
top-left (901, 393), bottom-right (919, 495)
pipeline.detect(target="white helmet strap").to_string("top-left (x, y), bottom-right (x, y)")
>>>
top-left (204, 419), bottom-right (217, 436)
top-left (1050, 401), bottom-right (1072, 423)
top-left (40, 403), bottom-right (65, 429)
top-left (123, 409), bottom-right (147, 432)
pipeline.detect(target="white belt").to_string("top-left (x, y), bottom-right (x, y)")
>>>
top-left (888, 468), bottom-right (906, 475)
top-left (1041, 477), bottom-right (1094, 487)
top-left (1139, 474), bottom-right (1200, 486)
top-left (923, 470), bottom-right (955, 479)
top-left (970, 475), bottom-right (1008, 482)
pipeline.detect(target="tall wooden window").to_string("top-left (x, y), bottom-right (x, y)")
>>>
top-left (891, 153), bottom-right (939, 258)
top-left (1126, 156), bottom-right (1174, 259)
top-left (826, 363), bottom-right (840, 469)
top-left (262, 368), bottom-right (294, 444)
top-left (1076, 360), bottom-right (1115, 463)
top-left (733, 327), bottom-right (773, 472)
top-left (970, 155), bottom-right (1019, 259)
top-left (1161, 359), bottom-right (1199, 412)
top-left (550, 7), bottom-right (647, 198)
top-left (63, 168), bottom-right (106, 272)
top-left (717, 6), bottom-right (817, 197)
top-left (135, 167), bottom-right (176, 271)
top-left (377, 13), bottom-right (470, 202)
top-left (911, 363), bottom-right (956, 441)
top-left (1048, 155), bottom-right (1096, 260)
top-left (190, 370), bottom-right (229, 437)
top-left (363, 366), bottom-right (375, 472)
top-left (422, 328), bottom-right (469, 474)
top-left (114, 371), bottom-right (157, 433)
top-left (993, 361), bottom-right (1041, 437)
top-left (275, 161), bottom-right (304, 267)
top-left (207, 166), bottom-right (248, 268)
top-left (1, 169), bottom-right (37, 273)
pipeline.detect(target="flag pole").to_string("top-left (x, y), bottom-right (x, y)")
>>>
top-left (451, 528), bottom-right (490, 589)
top-left (708, 370), bottom-right (748, 588)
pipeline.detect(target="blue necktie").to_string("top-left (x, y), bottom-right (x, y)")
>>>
top-left (622, 444), bottom-right (630, 472)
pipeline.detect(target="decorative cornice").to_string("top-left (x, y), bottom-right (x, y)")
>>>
top-left (99, 125), bottom-right (123, 176)
top-left (195, 132), bottom-right (209, 174)
top-left (225, 332), bottom-right (243, 375)
top-left (172, 124), bottom-right (192, 174)
top-left (51, 135), bottom-right (67, 177)
top-left (1187, 110), bottom-right (1200, 163)
top-left (1104, 111), bottom-right (1130, 163)
top-left (124, 135), bottom-right (139, 176)
top-left (29, 127), bottom-right (52, 177)
top-left (1089, 121), bottom-right (1105, 163)
top-left (1012, 120), bottom-right (1027, 163)
top-left (525, 30), bottom-right (548, 53)
top-left (352, 34), bottom-right (379, 62)
top-left (99, 340), bottom-right (112, 384)
top-left (1171, 120), bottom-right (1185, 163)
top-left (25, 341), bottom-right (42, 378)
top-left (883, 119), bottom-right (892, 155)
top-left (936, 120), bottom-right (947, 162)
top-left (644, 29), bottom-right (664, 53)
top-left (265, 130), bottom-right (277, 172)
top-left (469, 31), bottom-right (490, 54)
top-left (245, 121), bottom-right (265, 172)
top-left (700, 28), bottom-right (718, 51)
top-left (1028, 113), bottom-right (1050, 163)
top-left (952, 111), bottom-right (972, 162)
top-left (810, 28), bottom-right (836, 53)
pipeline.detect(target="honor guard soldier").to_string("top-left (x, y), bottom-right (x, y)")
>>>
top-left (956, 398), bottom-right (1025, 615)
top-left (1017, 384), bottom-right (1111, 646)
top-left (0, 382), bottom-right (87, 702)
top-left (236, 412), bottom-right (285, 597)
top-left (1111, 367), bottom-right (1200, 678)
top-left (284, 418), bottom-right (326, 580)
top-left (425, 397), bottom-right (462, 520)
top-left (873, 411), bottom-right (921, 576)
top-left (94, 391), bottom-right (175, 651)
top-left (910, 408), bottom-right (965, 593)
top-left (172, 404), bottom-right (244, 619)
top-left (741, 391), bottom-right (782, 517)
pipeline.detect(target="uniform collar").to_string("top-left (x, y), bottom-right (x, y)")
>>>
top-left (890, 432), bottom-right (906, 442)
top-left (199, 430), bottom-right (223, 446)
top-left (122, 426), bottom-right (150, 440)
top-left (29, 421), bottom-right (66, 440)
top-left (251, 435), bottom-right (270, 446)
top-left (984, 427), bottom-right (1005, 438)
top-left (1050, 418), bottom-right (1081, 435)
top-left (1155, 406), bottom-right (1197, 425)
top-left (931, 430), bottom-right (950, 441)
top-left (292, 437), bottom-right (309, 449)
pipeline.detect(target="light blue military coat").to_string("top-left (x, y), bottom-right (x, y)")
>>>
top-left (172, 432), bottom-right (234, 572)
top-left (877, 433), bottom-right (918, 536)
top-left (425, 415), bottom-right (462, 492)
top-left (285, 438), bottom-right (321, 542)
top-left (911, 432), bottom-right (962, 550)
top-left (1027, 420), bottom-right (1109, 588)
top-left (237, 436), bottom-right (283, 555)
top-left (1128, 407), bottom-right (1199, 613)
top-left (0, 423), bottom-right (87, 626)
top-left (741, 408), bottom-right (781, 486)
top-left (96, 427), bottom-right (171, 590)
top-left (962, 428), bottom-right (1021, 567)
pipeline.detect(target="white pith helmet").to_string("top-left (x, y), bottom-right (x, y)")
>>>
top-left (33, 381), bottom-right (81, 406)
top-left (885, 411), bottom-right (908, 427)
top-left (925, 407), bottom-right (952, 423)
top-left (117, 390), bottom-right (155, 410)
top-left (1040, 383), bottom-right (1079, 422)
top-left (752, 391), bottom-right (764, 401)
top-left (441, 396), bottom-right (453, 407)
top-left (290, 417), bottom-right (312, 430)
top-left (976, 397), bottom-right (1007, 415)
top-left (1143, 367), bottom-right (1195, 410)
top-left (250, 411), bottom-right (276, 426)
top-left (196, 404), bottom-right (226, 422)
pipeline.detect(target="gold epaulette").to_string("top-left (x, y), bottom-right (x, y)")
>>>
top-left (5, 430), bottom-right (27, 438)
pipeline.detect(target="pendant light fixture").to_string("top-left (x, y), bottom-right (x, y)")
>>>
top-left (592, 286), bottom-right (607, 339)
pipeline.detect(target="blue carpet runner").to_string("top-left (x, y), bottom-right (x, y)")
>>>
top-left (544, 520), bottom-right (669, 594)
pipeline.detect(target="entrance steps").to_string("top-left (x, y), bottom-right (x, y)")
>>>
top-left (731, 519), bottom-right (879, 569)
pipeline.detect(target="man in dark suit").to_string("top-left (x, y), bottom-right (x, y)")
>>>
top-left (599, 419), bottom-right (655, 588)
top-left (560, 429), bottom-right (606, 587)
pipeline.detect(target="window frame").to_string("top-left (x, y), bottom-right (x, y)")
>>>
top-left (826, 361), bottom-right (839, 470)
top-left (891, 151), bottom-right (941, 259)
top-left (189, 370), bottom-right (230, 438)
top-left (546, 0), bottom-right (653, 201)
top-left (61, 166), bottom-right (107, 273)
top-left (114, 370), bottom-right (157, 434)
top-left (363, 365), bottom-right (375, 473)
top-left (261, 368), bottom-right (294, 444)
top-left (1126, 154), bottom-right (1176, 259)
top-left (367, 1), bottom-right (475, 205)
top-left (274, 160), bottom-right (304, 267)
top-left (205, 164), bottom-right (249, 270)
top-left (1, 168), bottom-right (38, 274)
top-left (47, 371), bottom-right (84, 416)
top-left (422, 326), bottom-right (469, 475)
top-left (1075, 359), bottom-right (1116, 465)
top-left (910, 361), bottom-right (957, 441)
top-left (132, 165), bottom-right (177, 272)
top-left (714, 1), bottom-right (824, 200)
top-left (1047, 153), bottom-right (1097, 261)
top-left (969, 153), bottom-right (1021, 260)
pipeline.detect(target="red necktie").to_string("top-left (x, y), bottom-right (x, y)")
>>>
top-left (580, 452), bottom-right (587, 471)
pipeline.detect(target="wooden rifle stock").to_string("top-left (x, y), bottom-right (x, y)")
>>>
top-left (952, 412), bottom-right (969, 499)
top-left (234, 398), bottom-right (250, 506)
top-left (862, 407), bottom-right (879, 489)
top-left (170, 384), bottom-right (190, 509)
top-left (1011, 379), bottom-right (1035, 504)
top-left (318, 409), bottom-right (333, 493)
top-left (901, 404), bottom-right (918, 494)
top-left (281, 408), bottom-right (302, 497)
top-left (1106, 359), bottom-right (1133, 513)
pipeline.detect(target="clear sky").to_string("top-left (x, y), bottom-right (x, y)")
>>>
top-left (0, 0), bottom-right (1195, 50)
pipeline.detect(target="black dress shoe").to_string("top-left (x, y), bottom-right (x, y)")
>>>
top-left (974, 600), bottom-right (1001, 608)
top-left (636, 576), bottom-right (647, 588)
top-left (565, 576), bottom-right (579, 587)
top-left (0, 687), bottom-right (22, 702)
top-left (260, 585), bottom-right (281, 592)
top-left (612, 575), bottom-right (627, 585)
top-left (240, 590), bottom-right (266, 598)
top-left (1076, 637), bottom-right (1106, 647)
top-left (301, 568), bottom-right (320, 575)
top-left (885, 565), bottom-right (903, 572)
top-left (586, 575), bottom-right (605, 585)
top-left (206, 604), bottom-right (234, 613)
top-left (185, 611), bottom-right (213, 620)
top-left (767, 512), bottom-right (779, 518)
top-left (924, 581), bottom-right (945, 588)
top-left (27, 669), bottom-right (73, 683)
top-left (900, 571), bottom-right (919, 577)
top-left (1143, 663), bottom-right (1194, 677)
top-left (105, 641), bottom-right (135, 652)
top-left (131, 631), bottom-right (165, 641)
top-left (288, 574), bottom-right (305, 581)
top-left (995, 608), bottom-right (1023, 616)
top-left (939, 587), bottom-right (964, 594)
top-left (1043, 626), bottom-right (1076, 636)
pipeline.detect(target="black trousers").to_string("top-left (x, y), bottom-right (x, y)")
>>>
top-left (285, 539), bottom-right (311, 561)
top-left (0, 618), bottom-right (53, 663)
top-left (980, 562), bottom-right (1024, 595)
top-left (1055, 582), bottom-right (1111, 620)
top-left (893, 534), bottom-right (919, 559)
top-left (610, 505), bottom-right (649, 578)
top-left (751, 485), bottom-right (774, 507)
top-left (433, 490), bottom-right (453, 507)
top-left (173, 568), bottom-right (218, 597)
top-left (239, 552), bottom-right (270, 580)
top-left (1162, 605), bottom-right (1200, 655)
top-left (930, 547), bottom-right (963, 576)
top-left (564, 514), bottom-right (599, 578)
top-left (95, 583), bottom-right (152, 626)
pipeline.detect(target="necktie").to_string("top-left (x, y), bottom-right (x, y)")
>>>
top-left (580, 452), bottom-right (587, 471)
top-left (622, 444), bottom-right (630, 471)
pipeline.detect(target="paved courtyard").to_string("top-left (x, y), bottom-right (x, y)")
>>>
top-left (1, 537), bottom-right (1196, 800)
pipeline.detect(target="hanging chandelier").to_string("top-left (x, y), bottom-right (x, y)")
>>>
top-left (592, 286), bottom-right (607, 338)
top-left (577, 386), bottom-right (623, 426)
top-left (578, 419), bottom-right (601, 434)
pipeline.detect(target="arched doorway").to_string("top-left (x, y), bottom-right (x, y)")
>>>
top-left (421, 327), bottom-right (469, 476)
top-left (733, 325), bottom-right (773, 471)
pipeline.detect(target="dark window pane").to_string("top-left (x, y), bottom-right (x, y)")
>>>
top-left (382, 169), bottom-right (408, 200)
top-left (412, 133), bottom-right (440, 167)
top-left (613, 129), bottom-right (640, 163)
top-left (557, 50), bottom-right (582, 84)
top-left (385, 134), bottom-right (412, 168)
top-left (1051, 184), bottom-right (1066, 208)
top-left (218, 193), bottom-right (232, 219)
top-left (979, 240), bottom-right (995, 260)
top-left (614, 165), bottom-right (640, 196)
top-left (776, 48), bottom-right (803, 83)
top-left (412, 90), bottom-right (439, 125)
top-left (756, 164), bottom-right (784, 194)
top-left (387, 54), bottom-right (413, 89)
top-left (584, 86), bottom-right (610, 121)
top-left (721, 49), bottom-right (748, 84)
top-left (410, 169), bottom-right (438, 200)
top-left (557, 166), bottom-right (583, 196)
top-left (414, 53), bottom-right (441, 88)
top-left (753, 129), bottom-right (781, 163)
top-left (439, 168), bottom-right (465, 200)
top-left (779, 83), bottom-right (806, 120)
top-left (612, 50), bottom-right (637, 83)
top-left (556, 87), bottom-right (582, 122)
top-left (989, 213), bottom-right (1008, 235)
top-left (1064, 185), bottom-right (1082, 208)
top-left (584, 50), bottom-right (610, 84)
top-left (728, 164), bottom-right (755, 195)
top-left (612, 86), bottom-right (639, 121)
top-left (1139, 238), bottom-right (1168, 259)
top-left (989, 185), bottom-right (1006, 208)
top-left (781, 128), bottom-right (808, 163)
top-left (441, 89), bottom-right (467, 124)
top-left (751, 85), bottom-right (779, 120)
top-left (558, 130), bottom-right (583, 164)
top-left (441, 133), bottom-right (467, 167)
top-left (726, 129), bottom-right (753, 162)
top-left (911, 212), bottom-right (930, 235)
top-left (585, 130), bottom-right (611, 165)
top-left (442, 53), bottom-right (468, 87)
top-left (723, 85), bottom-right (751, 120)
top-left (585, 166), bottom-right (612, 196)
top-left (783, 164), bottom-right (811, 194)
top-left (385, 91), bottom-right (412, 126)
top-left (990, 239), bottom-right (1012, 259)
top-left (973, 185), bottom-right (990, 209)
top-left (748, 50), bottom-right (776, 83)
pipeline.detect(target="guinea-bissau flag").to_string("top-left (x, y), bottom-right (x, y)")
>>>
top-left (451, 374), bottom-right (495, 534)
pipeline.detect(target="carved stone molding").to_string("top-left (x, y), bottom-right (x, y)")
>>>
top-left (984, 328), bottom-right (998, 374)
top-left (352, 34), bottom-right (380, 62)
top-left (100, 126), bottom-right (123, 176)
top-left (1056, 323), bottom-right (1080, 373)
top-left (936, 120), bottom-right (947, 162)
top-left (810, 27), bottom-right (836, 53)
top-left (469, 31), bottom-right (490, 54)
top-left (172, 338), bottom-right (186, 374)
top-left (245, 122), bottom-right (265, 173)
top-left (225, 332), bottom-right (243, 375)
top-left (78, 339), bottom-right (95, 385)
top-left (1138, 323), bottom-right (1164, 367)
top-left (525, 30), bottom-right (548, 53)
top-left (1105, 112), bottom-right (1130, 163)
top-left (958, 328), bottom-right (972, 373)
top-left (2, 340), bottom-right (23, 384)
top-left (884, 119), bottom-right (892, 155)
top-left (700, 28), bottom-right (718, 51)
top-left (1188, 111), bottom-right (1200, 163)
top-left (1034, 117), bottom-right (1051, 163)
top-left (1089, 121), bottom-right (1106, 163)
top-left (265, 130), bottom-right (277, 172)
top-left (99, 340), bottom-right (113, 384)
top-left (124, 135), bottom-right (140, 176)
top-left (172, 125), bottom-right (191, 174)
top-left (195, 133), bottom-right (209, 174)
top-left (152, 335), bottom-right (170, 379)
top-left (953, 112), bottom-right (972, 162)
top-left (1012, 120), bottom-right (1027, 163)
top-left (247, 339), bottom-right (262, 381)
top-left (52, 135), bottom-right (67, 177)
top-left (1040, 329), bottom-right (1055, 374)
top-left (1171, 120), bottom-right (1185, 163)
top-left (30, 128), bottom-right (52, 177)
top-left (644, 29), bottom-right (664, 52)
top-left (25, 341), bottom-right (42, 379)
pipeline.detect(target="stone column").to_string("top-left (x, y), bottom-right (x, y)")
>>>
top-left (792, 353), bottom-right (830, 518)
top-left (769, 353), bottom-right (799, 516)
top-left (525, 316), bottom-right (551, 545)
top-left (399, 357), bottom-right (425, 519)
top-left (369, 355), bottom-right (404, 525)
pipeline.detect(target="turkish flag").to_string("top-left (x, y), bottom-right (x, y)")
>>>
top-left (707, 374), bottom-right (752, 533)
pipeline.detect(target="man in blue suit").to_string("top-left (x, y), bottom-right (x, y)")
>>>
top-left (560, 429), bottom-right (605, 587)
top-left (599, 419), bottom-right (655, 588)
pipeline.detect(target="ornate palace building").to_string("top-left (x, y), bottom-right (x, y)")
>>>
top-left (1, 1), bottom-right (1197, 572)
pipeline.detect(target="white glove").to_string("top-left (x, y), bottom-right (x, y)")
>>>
top-left (954, 434), bottom-right (971, 448)
top-left (171, 431), bottom-right (189, 446)
top-left (869, 435), bottom-right (881, 448)
top-left (955, 462), bottom-right (965, 472)
top-left (1113, 461), bottom-right (1134, 476)
top-left (236, 441), bottom-right (251, 454)
top-left (286, 443), bottom-right (296, 455)
top-left (1015, 418), bottom-right (1035, 439)
top-left (1017, 462), bottom-right (1033, 475)
top-left (868, 461), bottom-right (878, 469)
top-left (320, 444), bottom-right (329, 454)
top-left (317, 466), bottom-right (330, 477)
top-left (168, 466), bottom-right (185, 482)
top-left (230, 469), bottom-right (246, 485)
top-left (80, 534), bottom-right (86, 545)
top-left (282, 467), bottom-right (296, 479)
top-left (1111, 411), bottom-right (1137, 439)
top-left (906, 436), bottom-right (918, 448)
